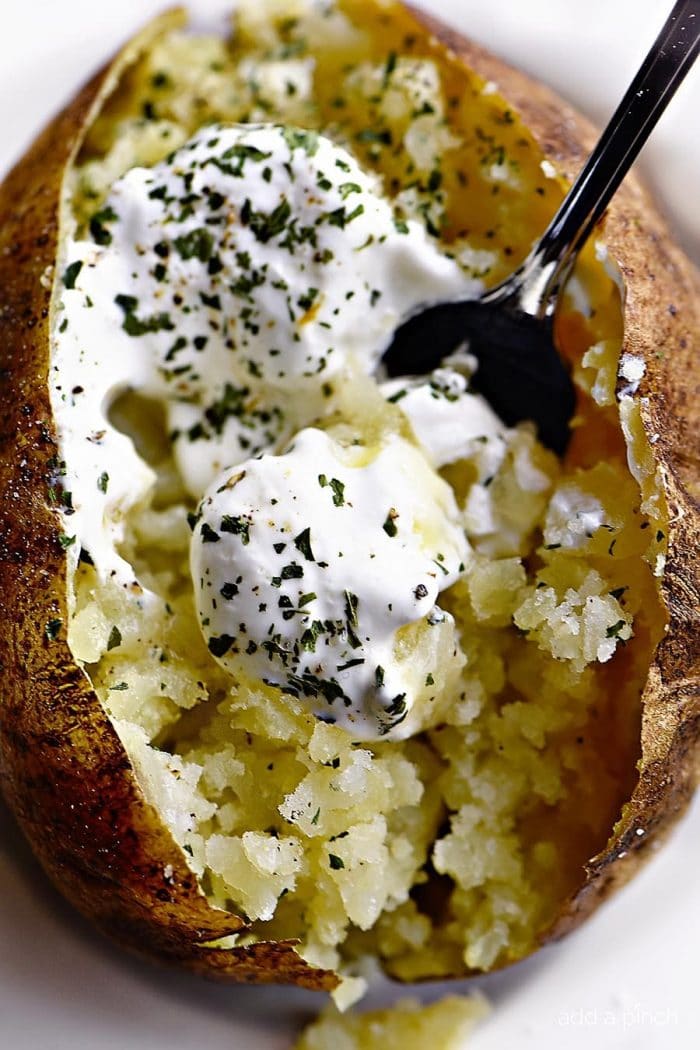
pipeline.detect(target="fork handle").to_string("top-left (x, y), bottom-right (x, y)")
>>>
top-left (504, 0), bottom-right (700, 317)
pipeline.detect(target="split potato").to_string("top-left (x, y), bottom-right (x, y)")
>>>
top-left (0, 0), bottom-right (697, 997)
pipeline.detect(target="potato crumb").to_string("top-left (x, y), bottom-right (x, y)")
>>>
top-left (294, 995), bottom-right (488, 1050)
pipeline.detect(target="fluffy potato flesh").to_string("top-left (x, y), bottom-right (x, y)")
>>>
top-left (0, 0), bottom-right (697, 994)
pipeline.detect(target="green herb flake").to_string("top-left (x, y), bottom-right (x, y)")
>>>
top-left (115, 294), bottom-right (175, 337)
top-left (329, 478), bottom-right (345, 507)
top-left (344, 590), bottom-right (359, 627)
top-left (174, 227), bottom-right (215, 262)
top-left (328, 853), bottom-right (345, 870)
top-left (63, 261), bottom-right (83, 289)
top-left (294, 527), bottom-right (315, 561)
top-left (606, 620), bottom-right (627, 639)
top-left (241, 196), bottom-right (292, 244)
top-left (301, 620), bottom-right (324, 652)
top-left (383, 509), bottom-right (398, 537)
top-left (89, 206), bottom-right (118, 246)
top-left (107, 626), bottom-right (122, 651)
top-left (339, 181), bottom-right (362, 200)
top-left (208, 634), bottom-right (235, 658)
top-left (298, 287), bottom-right (319, 312)
top-left (200, 523), bottom-right (221, 544)
top-left (282, 127), bottom-right (320, 156)
top-left (97, 472), bottom-right (109, 494)
top-left (337, 658), bottom-right (365, 672)
top-left (221, 514), bottom-right (251, 545)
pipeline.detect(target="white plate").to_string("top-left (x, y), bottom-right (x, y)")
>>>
top-left (1, 3), bottom-right (698, 1048)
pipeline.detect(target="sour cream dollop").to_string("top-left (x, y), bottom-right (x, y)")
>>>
top-left (191, 427), bottom-right (469, 738)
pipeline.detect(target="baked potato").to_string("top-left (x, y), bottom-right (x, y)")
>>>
top-left (0, 0), bottom-right (697, 1001)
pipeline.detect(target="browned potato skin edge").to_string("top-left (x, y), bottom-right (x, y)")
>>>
top-left (0, 3), bottom-right (697, 987)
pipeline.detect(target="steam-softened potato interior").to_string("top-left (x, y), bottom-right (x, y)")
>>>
top-left (55, 0), bottom-right (668, 989)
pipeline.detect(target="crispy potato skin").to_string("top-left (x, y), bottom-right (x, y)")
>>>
top-left (0, 2), bottom-right (697, 985)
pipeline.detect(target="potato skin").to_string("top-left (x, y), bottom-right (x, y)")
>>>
top-left (0, 2), bottom-right (697, 986)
